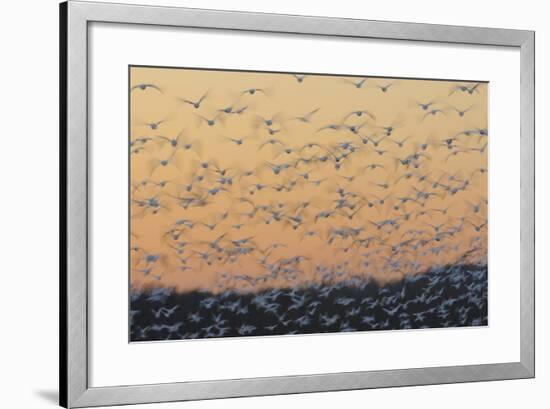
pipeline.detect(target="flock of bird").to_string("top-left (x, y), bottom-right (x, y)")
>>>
top-left (129, 68), bottom-right (488, 340)
top-left (130, 263), bottom-right (488, 341)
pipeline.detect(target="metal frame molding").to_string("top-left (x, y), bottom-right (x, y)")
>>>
top-left (59, 1), bottom-right (535, 407)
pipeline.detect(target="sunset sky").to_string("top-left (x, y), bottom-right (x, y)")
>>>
top-left (129, 66), bottom-right (488, 293)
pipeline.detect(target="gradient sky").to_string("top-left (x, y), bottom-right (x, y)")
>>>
top-left (129, 66), bottom-right (488, 293)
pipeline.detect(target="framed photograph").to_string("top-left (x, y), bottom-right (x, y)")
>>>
top-left (60, 1), bottom-right (535, 407)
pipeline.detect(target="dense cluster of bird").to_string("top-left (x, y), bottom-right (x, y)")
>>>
top-left (129, 69), bottom-right (488, 339)
top-left (130, 262), bottom-right (487, 341)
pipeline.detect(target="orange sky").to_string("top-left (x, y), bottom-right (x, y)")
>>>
top-left (129, 66), bottom-right (488, 293)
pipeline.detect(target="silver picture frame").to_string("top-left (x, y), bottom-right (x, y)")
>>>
top-left (60, 1), bottom-right (535, 407)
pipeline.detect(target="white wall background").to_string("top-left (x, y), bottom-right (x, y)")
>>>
top-left (0, 0), bottom-right (547, 408)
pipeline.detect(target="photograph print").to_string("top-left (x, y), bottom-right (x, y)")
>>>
top-left (129, 66), bottom-right (488, 342)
